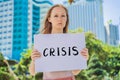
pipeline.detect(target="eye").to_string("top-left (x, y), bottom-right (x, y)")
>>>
top-left (61, 15), bottom-right (65, 17)
top-left (54, 15), bottom-right (58, 17)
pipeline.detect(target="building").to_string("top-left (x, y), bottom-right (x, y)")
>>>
top-left (28, 0), bottom-right (53, 48)
top-left (12, 0), bottom-right (28, 60)
top-left (0, 0), bottom-right (28, 60)
top-left (0, 0), bottom-right (14, 59)
top-left (0, 0), bottom-right (53, 60)
top-left (105, 23), bottom-right (119, 46)
top-left (62, 0), bottom-right (105, 42)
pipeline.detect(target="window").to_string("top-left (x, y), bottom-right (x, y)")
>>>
top-left (4, 14), bottom-right (7, 17)
top-left (9, 14), bottom-right (12, 16)
top-left (9, 3), bottom-right (12, 5)
top-left (8, 25), bottom-right (12, 27)
top-left (9, 19), bottom-right (12, 22)
top-left (8, 48), bottom-right (11, 50)
top-left (8, 42), bottom-right (11, 44)
top-left (18, 47), bottom-right (21, 50)
top-left (5, 4), bottom-right (8, 6)
top-left (8, 30), bottom-right (11, 33)
top-left (0, 10), bottom-right (3, 12)
top-left (3, 48), bottom-right (6, 50)
top-left (4, 37), bottom-right (7, 39)
top-left (0, 5), bottom-right (3, 7)
top-left (8, 36), bottom-right (11, 38)
top-left (18, 23), bottom-right (22, 26)
top-left (18, 41), bottom-right (21, 44)
top-left (0, 21), bottom-right (3, 23)
top-left (4, 26), bottom-right (7, 28)
top-left (4, 31), bottom-right (7, 33)
top-left (4, 20), bottom-right (7, 22)
top-left (14, 47), bottom-right (16, 50)
top-left (5, 9), bottom-right (8, 11)
top-left (18, 29), bottom-right (21, 32)
top-left (0, 15), bottom-right (3, 18)
top-left (9, 8), bottom-right (12, 11)
top-left (18, 35), bottom-right (21, 38)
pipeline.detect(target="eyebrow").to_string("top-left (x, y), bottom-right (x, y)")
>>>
top-left (53, 13), bottom-right (66, 15)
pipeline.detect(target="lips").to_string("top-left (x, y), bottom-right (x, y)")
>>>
top-left (58, 23), bottom-right (62, 25)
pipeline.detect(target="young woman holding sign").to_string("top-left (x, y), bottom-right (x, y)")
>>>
top-left (29, 4), bottom-right (89, 80)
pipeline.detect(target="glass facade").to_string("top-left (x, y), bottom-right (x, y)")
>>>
top-left (12, 0), bottom-right (28, 60)
top-left (0, 0), bottom-right (13, 59)
top-left (105, 24), bottom-right (119, 46)
top-left (0, 0), bottom-right (53, 60)
top-left (32, 4), bottom-right (40, 42)
top-left (63, 0), bottom-right (105, 42)
top-left (28, 0), bottom-right (53, 48)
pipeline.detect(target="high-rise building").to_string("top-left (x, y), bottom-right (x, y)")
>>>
top-left (0, 0), bottom-right (53, 60)
top-left (0, 0), bottom-right (14, 59)
top-left (28, 0), bottom-right (53, 48)
top-left (105, 23), bottom-right (119, 46)
top-left (12, 0), bottom-right (28, 60)
top-left (0, 0), bottom-right (28, 60)
top-left (62, 0), bottom-right (105, 42)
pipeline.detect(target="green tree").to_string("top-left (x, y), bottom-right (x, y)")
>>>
top-left (70, 28), bottom-right (120, 79)
top-left (0, 52), bottom-right (18, 80)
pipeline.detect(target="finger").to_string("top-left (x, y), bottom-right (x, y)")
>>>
top-left (83, 48), bottom-right (88, 51)
top-left (32, 49), bottom-right (39, 53)
top-left (31, 55), bottom-right (41, 60)
top-left (32, 55), bottom-right (41, 58)
top-left (81, 50), bottom-right (88, 54)
top-left (80, 52), bottom-right (88, 57)
top-left (32, 50), bottom-right (41, 54)
top-left (31, 52), bottom-right (41, 57)
top-left (32, 52), bottom-right (40, 55)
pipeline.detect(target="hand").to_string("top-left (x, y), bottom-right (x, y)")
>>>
top-left (80, 48), bottom-right (89, 60)
top-left (31, 49), bottom-right (41, 61)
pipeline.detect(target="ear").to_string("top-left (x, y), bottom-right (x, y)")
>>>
top-left (48, 17), bottom-right (51, 22)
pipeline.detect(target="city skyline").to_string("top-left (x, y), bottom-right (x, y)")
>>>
top-left (53, 0), bottom-right (120, 24)
top-left (0, 0), bottom-right (119, 60)
top-left (103, 0), bottom-right (120, 43)
top-left (53, 0), bottom-right (120, 43)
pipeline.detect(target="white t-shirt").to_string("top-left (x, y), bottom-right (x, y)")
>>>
top-left (43, 71), bottom-right (75, 79)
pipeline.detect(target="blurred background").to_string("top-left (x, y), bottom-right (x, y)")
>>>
top-left (0, 0), bottom-right (120, 80)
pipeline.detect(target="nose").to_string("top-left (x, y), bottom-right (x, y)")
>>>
top-left (58, 16), bottom-right (62, 21)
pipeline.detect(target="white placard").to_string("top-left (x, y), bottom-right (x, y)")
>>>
top-left (34, 33), bottom-right (87, 72)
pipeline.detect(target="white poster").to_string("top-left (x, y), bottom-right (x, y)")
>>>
top-left (34, 33), bottom-right (87, 72)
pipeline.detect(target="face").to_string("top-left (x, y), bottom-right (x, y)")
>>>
top-left (48, 7), bottom-right (67, 30)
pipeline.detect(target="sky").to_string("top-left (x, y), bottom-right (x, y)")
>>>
top-left (103, 0), bottom-right (120, 42)
top-left (103, 0), bottom-right (120, 25)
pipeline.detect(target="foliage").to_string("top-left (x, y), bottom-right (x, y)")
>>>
top-left (0, 71), bottom-right (15, 80)
top-left (0, 28), bottom-right (120, 80)
top-left (68, 0), bottom-right (75, 4)
top-left (70, 28), bottom-right (120, 80)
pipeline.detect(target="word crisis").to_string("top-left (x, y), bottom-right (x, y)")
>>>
top-left (43, 46), bottom-right (79, 57)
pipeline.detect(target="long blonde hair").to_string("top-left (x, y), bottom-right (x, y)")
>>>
top-left (41, 4), bottom-right (69, 34)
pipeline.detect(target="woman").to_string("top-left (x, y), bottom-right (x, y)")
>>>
top-left (29, 4), bottom-right (89, 80)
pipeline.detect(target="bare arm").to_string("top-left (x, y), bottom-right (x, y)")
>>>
top-left (29, 49), bottom-right (41, 76)
top-left (72, 70), bottom-right (81, 75)
top-left (29, 61), bottom-right (35, 76)
top-left (72, 48), bottom-right (89, 75)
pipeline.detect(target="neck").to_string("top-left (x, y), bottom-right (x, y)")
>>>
top-left (51, 28), bottom-right (63, 34)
